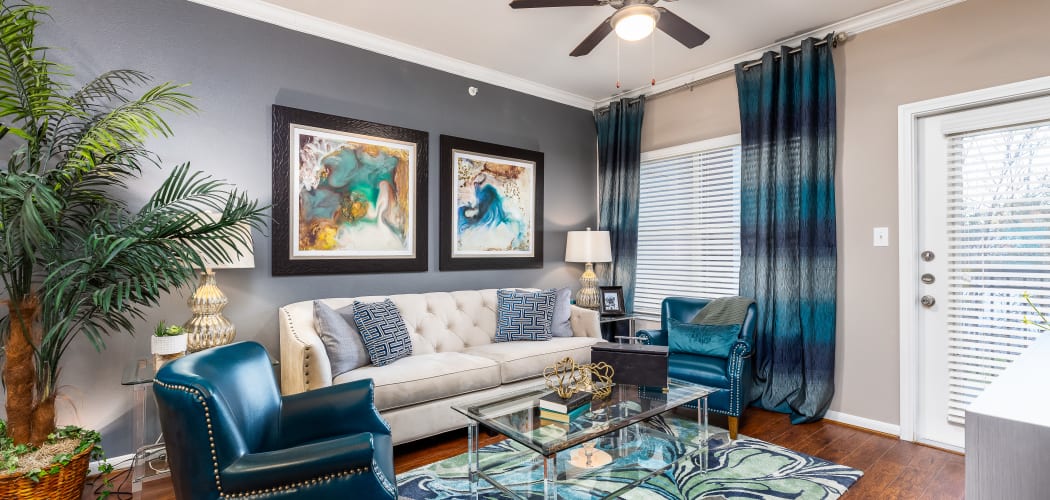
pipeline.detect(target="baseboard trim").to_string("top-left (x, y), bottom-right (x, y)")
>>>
top-left (90, 452), bottom-right (135, 475)
top-left (824, 410), bottom-right (901, 437)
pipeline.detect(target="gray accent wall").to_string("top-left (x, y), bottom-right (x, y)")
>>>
top-left (35, 0), bottom-right (597, 457)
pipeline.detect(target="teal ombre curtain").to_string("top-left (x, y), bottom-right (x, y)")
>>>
top-left (595, 96), bottom-right (645, 309)
top-left (735, 35), bottom-right (837, 424)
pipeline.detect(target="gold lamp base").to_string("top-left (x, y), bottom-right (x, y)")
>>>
top-left (184, 271), bottom-right (236, 352)
top-left (575, 262), bottom-right (601, 309)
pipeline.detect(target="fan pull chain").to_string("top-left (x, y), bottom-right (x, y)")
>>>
top-left (650, 33), bottom-right (656, 86)
top-left (616, 37), bottom-right (621, 89)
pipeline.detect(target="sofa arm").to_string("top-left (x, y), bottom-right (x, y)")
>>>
top-left (278, 379), bottom-right (389, 447)
top-left (569, 305), bottom-right (602, 339)
top-left (637, 329), bottom-right (668, 346)
top-left (280, 303), bottom-right (333, 395)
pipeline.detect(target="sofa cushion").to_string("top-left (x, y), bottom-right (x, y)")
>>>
top-left (333, 352), bottom-right (500, 411)
top-left (495, 289), bottom-right (556, 342)
top-left (313, 301), bottom-right (370, 377)
top-left (668, 352), bottom-right (729, 389)
top-left (463, 337), bottom-right (603, 384)
top-left (353, 299), bottom-right (412, 366)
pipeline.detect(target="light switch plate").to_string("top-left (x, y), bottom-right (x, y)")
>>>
top-left (873, 227), bottom-right (889, 247)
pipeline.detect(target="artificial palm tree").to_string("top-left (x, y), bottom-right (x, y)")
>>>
top-left (0, 0), bottom-right (266, 448)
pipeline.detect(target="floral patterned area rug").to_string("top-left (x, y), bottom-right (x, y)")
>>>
top-left (398, 413), bottom-right (862, 499)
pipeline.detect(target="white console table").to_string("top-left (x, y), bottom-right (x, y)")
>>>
top-left (965, 334), bottom-right (1050, 499)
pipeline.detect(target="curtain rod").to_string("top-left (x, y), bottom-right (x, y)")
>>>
top-left (639, 31), bottom-right (848, 102)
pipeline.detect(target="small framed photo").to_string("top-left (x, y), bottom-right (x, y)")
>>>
top-left (599, 286), bottom-right (626, 316)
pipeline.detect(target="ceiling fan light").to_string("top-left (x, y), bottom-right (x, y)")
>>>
top-left (612, 5), bottom-right (658, 42)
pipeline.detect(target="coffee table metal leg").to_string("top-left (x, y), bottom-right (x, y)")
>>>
top-left (468, 422), bottom-right (479, 498)
top-left (543, 454), bottom-right (558, 499)
top-left (699, 395), bottom-right (709, 473)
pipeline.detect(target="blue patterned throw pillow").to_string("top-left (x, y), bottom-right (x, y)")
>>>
top-left (495, 289), bottom-right (557, 342)
top-left (353, 299), bottom-right (412, 366)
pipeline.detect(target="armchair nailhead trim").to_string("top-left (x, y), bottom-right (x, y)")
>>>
top-left (223, 466), bottom-right (373, 498)
top-left (728, 342), bottom-right (747, 416)
top-left (154, 380), bottom-right (224, 494)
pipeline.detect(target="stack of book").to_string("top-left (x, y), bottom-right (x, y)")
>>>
top-left (539, 391), bottom-right (592, 423)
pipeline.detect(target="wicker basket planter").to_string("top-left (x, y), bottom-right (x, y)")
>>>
top-left (0, 445), bottom-right (91, 500)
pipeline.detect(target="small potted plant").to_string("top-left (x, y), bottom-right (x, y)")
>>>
top-left (152, 323), bottom-right (188, 369)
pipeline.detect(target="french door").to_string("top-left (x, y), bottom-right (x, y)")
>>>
top-left (913, 94), bottom-right (1050, 450)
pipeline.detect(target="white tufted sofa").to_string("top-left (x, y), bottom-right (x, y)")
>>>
top-left (279, 289), bottom-right (603, 444)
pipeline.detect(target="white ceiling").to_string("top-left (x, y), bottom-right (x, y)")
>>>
top-left (196, 0), bottom-right (960, 107)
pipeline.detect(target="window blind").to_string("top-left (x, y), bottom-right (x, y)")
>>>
top-left (635, 144), bottom-right (742, 319)
top-left (944, 121), bottom-right (1050, 425)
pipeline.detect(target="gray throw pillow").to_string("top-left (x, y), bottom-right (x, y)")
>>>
top-left (550, 287), bottom-right (573, 337)
top-left (313, 301), bottom-right (370, 377)
top-left (353, 299), bottom-right (413, 366)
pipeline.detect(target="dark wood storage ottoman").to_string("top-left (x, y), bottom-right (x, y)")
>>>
top-left (590, 343), bottom-right (669, 389)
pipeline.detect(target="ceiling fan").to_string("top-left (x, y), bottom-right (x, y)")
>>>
top-left (509, 0), bottom-right (710, 57)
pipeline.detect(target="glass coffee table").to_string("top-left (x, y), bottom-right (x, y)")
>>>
top-left (452, 378), bottom-right (714, 499)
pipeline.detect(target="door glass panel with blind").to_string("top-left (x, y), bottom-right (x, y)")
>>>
top-left (916, 95), bottom-right (1050, 450)
top-left (636, 136), bottom-right (742, 319)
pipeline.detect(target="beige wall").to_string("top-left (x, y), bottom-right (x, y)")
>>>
top-left (641, 0), bottom-right (1050, 425)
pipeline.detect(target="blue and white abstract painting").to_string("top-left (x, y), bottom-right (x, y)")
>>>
top-left (452, 150), bottom-right (535, 257)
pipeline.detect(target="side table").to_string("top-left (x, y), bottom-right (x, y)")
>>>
top-left (598, 312), bottom-right (638, 342)
top-left (120, 358), bottom-right (168, 499)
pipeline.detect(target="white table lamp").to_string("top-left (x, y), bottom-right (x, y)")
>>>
top-left (184, 215), bottom-right (254, 352)
top-left (565, 228), bottom-right (612, 309)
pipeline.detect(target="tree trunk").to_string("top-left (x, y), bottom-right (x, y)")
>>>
top-left (4, 302), bottom-right (37, 445)
top-left (30, 394), bottom-right (56, 445)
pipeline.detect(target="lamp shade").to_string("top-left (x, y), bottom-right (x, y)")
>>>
top-left (201, 212), bottom-right (255, 270)
top-left (565, 229), bottom-right (612, 263)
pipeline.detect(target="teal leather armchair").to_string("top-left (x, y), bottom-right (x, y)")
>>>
top-left (153, 341), bottom-right (397, 499)
top-left (637, 297), bottom-right (756, 439)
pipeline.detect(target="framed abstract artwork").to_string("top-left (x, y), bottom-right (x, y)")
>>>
top-left (439, 135), bottom-right (543, 271)
top-left (272, 105), bottom-right (428, 275)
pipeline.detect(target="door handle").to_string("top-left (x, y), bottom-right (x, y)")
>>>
top-left (921, 295), bottom-right (936, 307)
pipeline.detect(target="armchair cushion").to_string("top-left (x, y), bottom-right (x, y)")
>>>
top-left (222, 432), bottom-right (380, 494)
top-left (667, 318), bottom-right (740, 358)
top-left (668, 353), bottom-right (730, 388)
top-left (354, 299), bottom-right (413, 366)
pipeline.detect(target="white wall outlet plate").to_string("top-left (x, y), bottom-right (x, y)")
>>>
top-left (873, 227), bottom-right (889, 247)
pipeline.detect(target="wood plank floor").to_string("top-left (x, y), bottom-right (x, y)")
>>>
top-left (82, 408), bottom-right (964, 499)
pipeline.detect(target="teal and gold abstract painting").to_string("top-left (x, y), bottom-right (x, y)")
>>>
top-left (292, 125), bottom-right (417, 258)
top-left (452, 150), bottom-right (535, 257)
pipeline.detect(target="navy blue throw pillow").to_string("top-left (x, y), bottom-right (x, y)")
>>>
top-left (495, 289), bottom-right (557, 342)
top-left (353, 299), bottom-right (412, 366)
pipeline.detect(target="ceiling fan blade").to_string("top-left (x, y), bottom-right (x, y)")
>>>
top-left (655, 7), bottom-right (710, 48)
top-left (570, 16), bottom-right (614, 57)
top-left (509, 0), bottom-right (604, 8)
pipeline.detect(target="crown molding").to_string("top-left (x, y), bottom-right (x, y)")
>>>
top-left (187, 0), bottom-right (964, 112)
top-left (594, 0), bottom-right (966, 108)
top-left (185, 0), bottom-right (596, 110)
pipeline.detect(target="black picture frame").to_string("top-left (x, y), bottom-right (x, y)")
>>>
top-left (439, 135), bottom-right (544, 271)
top-left (599, 286), bottom-right (626, 316)
top-left (271, 105), bottom-right (429, 276)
